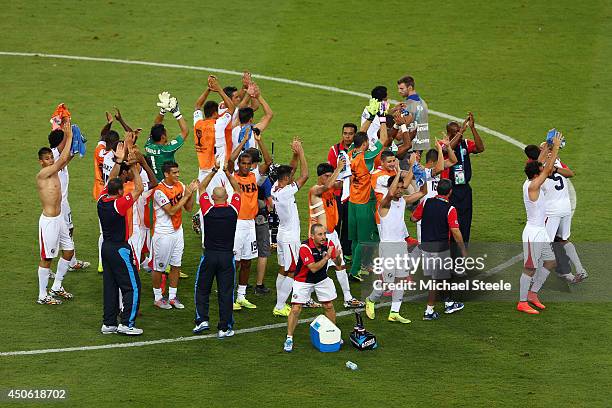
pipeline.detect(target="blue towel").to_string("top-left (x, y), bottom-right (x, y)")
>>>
top-left (546, 128), bottom-right (565, 149)
top-left (70, 124), bottom-right (87, 157)
top-left (237, 125), bottom-right (254, 151)
top-left (412, 163), bottom-right (427, 188)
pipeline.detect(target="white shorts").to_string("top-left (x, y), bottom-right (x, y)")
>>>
top-left (234, 220), bottom-right (258, 260)
top-left (277, 240), bottom-right (300, 271)
top-left (522, 225), bottom-right (555, 269)
top-left (39, 214), bottom-right (74, 259)
top-left (198, 168), bottom-right (234, 198)
top-left (61, 200), bottom-right (73, 230)
top-left (545, 214), bottom-right (571, 241)
top-left (326, 230), bottom-right (345, 267)
top-left (129, 225), bottom-right (149, 266)
top-left (378, 241), bottom-right (412, 279)
top-left (291, 277), bottom-right (337, 304)
top-left (151, 228), bottom-right (184, 271)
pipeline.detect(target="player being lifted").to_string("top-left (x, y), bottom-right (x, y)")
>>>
top-left (309, 157), bottom-right (365, 308)
top-left (518, 133), bottom-right (562, 314)
top-left (271, 139), bottom-right (309, 316)
top-left (36, 119), bottom-right (75, 305)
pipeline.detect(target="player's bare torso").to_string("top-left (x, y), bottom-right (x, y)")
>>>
top-left (37, 171), bottom-right (62, 217)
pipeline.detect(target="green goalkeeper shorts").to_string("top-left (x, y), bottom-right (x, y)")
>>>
top-left (348, 201), bottom-right (379, 242)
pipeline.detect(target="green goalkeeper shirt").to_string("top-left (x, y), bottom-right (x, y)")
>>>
top-left (144, 136), bottom-right (184, 181)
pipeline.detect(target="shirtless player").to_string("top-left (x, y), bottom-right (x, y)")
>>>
top-left (36, 119), bottom-right (75, 305)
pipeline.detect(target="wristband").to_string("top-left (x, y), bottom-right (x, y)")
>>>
top-left (367, 114), bottom-right (376, 122)
top-left (211, 167), bottom-right (218, 173)
top-left (379, 116), bottom-right (386, 124)
top-left (159, 108), bottom-right (166, 116)
top-left (172, 110), bottom-right (183, 120)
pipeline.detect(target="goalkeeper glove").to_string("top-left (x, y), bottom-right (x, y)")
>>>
top-left (365, 98), bottom-right (381, 121)
top-left (168, 97), bottom-right (182, 120)
top-left (157, 91), bottom-right (172, 114)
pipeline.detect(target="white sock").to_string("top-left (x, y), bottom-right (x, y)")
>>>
top-left (390, 289), bottom-right (404, 312)
top-left (276, 277), bottom-right (294, 309)
top-left (531, 267), bottom-right (551, 293)
top-left (335, 269), bottom-right (353, 302)
top-left (153, 288), bottom-right (163, 302)
top-left (38, 267), bottom-right (50, 299)
top-left (237, 284), bottom-right (247, 301)
top-left (426, 304), bottom-right (434, 314)
top-left (69, 252), bottom-right (77, 268)
top-left (286, 335), bottom-right (293, 340)
top-left (275, 274), bottom-right (287, 309)
top-left (564, 242), bottom-right (584, 271)
top-left (51, 258), bottom-right (70, 291)
top-left (445, 301), bottom-right (454, 307)
top-left (519, 273), bottom-right (532, 301)
top-left (169, 287), bottom-right (177, 300)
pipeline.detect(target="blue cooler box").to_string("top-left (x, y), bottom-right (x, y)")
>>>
top-left (310, 315), bottom-right (341, 352)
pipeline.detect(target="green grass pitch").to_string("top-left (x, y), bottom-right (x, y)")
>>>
top-left (1, 0), bottom-right (611, 406)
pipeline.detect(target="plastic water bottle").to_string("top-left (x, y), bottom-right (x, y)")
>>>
top-left (345, 361), bottom-right (358, 371)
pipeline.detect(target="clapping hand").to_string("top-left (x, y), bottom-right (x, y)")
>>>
top-left (105, 111), bottom-right (113, 124)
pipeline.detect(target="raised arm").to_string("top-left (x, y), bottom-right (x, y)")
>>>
top-left (224, 165), bottom-right (241, 193)
top-left (294, 142), bottom-right (309, 188)
top-left (529, 134), bottom-right (561, 199)
top-left (380, 162), bottom-right (402, 211)
top-left (135, 147), bottom-right (158, 189)
top-left (114, 107), bottom-right (133, 132)
top-left (209, 76), bottom-right (235, 115)
top-left (108, 141), bottom-right (125, 181)
top-left (130, 164), bottom-right (144, 201)
top-left (198, 162), bottom-right (220, 193)
top-left (311, 157), bottom-right (344, 196)
top-left (229, 132), bottom-right (251, 164)
top-left (101, 112), bottom-right (113, 138)
top-left (253, 91), bottom-right (274, 133)
top-left (255, 132), bottom-right (272, 175)
top-left (41, 120), bottom-right (73, 178)
top-left (195, 87), bottom-right (210, 110)
top-left (467, 112), bottom-right (484, 153)
top-left (395, 129), bottom-right (415, 160)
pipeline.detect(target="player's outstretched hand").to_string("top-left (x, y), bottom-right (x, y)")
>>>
top-left (115, 141), bottom-right (125, 162)
top-left (242, 71), bottom-right (252, 89)
top-left (157, 91), bottom-right (172, 110)
top-left (105, 111), bottom-right (113, 124)
top-left (366, 98), bottom-right (381, 117)
top-left (553, 132), bottom-right (563, 148)
top-left (467, 111), bottom-right (475, 129)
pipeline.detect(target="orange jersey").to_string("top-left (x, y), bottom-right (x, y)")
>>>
top-left (370, 168), bottom-right (396, 224)
top-left (92, 141), bottom-right (106, 200)
top-left (194, 118), bottom-right (216, 170)
top-left (153, 181), bottom-right (185, 232)
top-left (308, 188), bottom-right (338, 233)
top-left (235, 171), bottom-right (259, 220)
top-left (349, 153), bottom-right (373, 204)
top-left (224, 123), bottom-right (233, 159)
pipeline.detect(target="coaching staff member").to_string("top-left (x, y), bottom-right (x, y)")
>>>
top-left (193, 162), bottom-right (241, 338)
top-left (98, 157), bottom-right (144, 336)
top-left (447, 112), bottom-right (484, 245)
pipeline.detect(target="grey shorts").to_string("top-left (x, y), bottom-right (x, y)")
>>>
top-left (255, 223), bottom-right (271, 258)
top-left (422, 249), bottom-right (452, 280)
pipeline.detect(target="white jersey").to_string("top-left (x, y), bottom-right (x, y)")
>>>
top-left (271, 181), bottom-right (300, 242)
top-left (543, 159), bottom-right (571, 216)
top-left (102, 150), bottom-right (116, 185)
top-left (153, 181), bottom-right (185, 234)
top-left (523, 179), bottom-right (548, 228)
top-left (379, 198), bottom-right (409, 242)
top-left (423, 167), bottom-right (440, 201)
top-left (51, 147), bottom-right (69, 202)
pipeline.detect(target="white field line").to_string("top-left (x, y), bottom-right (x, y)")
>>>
top-left (0, 51), bottom-right (527, 148)
top-left (0, 50), bottom-right (524, 356)
top-left (0, 254), bottom-right (521, 356)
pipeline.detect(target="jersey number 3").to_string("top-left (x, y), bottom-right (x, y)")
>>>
top-left (549, 174), bottom-right (564, 191)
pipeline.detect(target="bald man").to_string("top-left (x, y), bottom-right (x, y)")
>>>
top-left (193, 162), bottom-right (242, 338)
